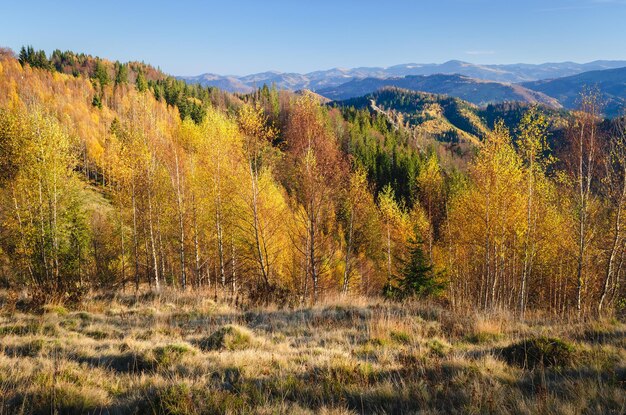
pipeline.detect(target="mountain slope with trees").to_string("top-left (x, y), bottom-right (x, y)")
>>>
top-left (334, 87), bottom-right (568, 153)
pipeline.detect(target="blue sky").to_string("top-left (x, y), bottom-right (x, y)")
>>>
top-left (1, 0), bottom-right (625, 76)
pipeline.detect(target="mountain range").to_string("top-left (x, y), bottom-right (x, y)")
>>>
top-left (179, 60), bottom-right (626, 117)
top-left (178, 60), bottom-right (626, 93)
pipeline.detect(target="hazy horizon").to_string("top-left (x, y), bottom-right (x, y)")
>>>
top-left (175, 58), bottom-right (626, 78)
top-left (3, 46), bottom-right (626, 78)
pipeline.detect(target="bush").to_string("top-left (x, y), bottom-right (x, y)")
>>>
top-left (500, 337), bottom-right (575, 369)
top-left (18, 286), bottom-right (88, 313)
top-left (247, 283), bottom-right (294, 308)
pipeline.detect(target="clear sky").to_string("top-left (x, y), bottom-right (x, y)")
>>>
top-left (1, 0), bottom-right (625, 76)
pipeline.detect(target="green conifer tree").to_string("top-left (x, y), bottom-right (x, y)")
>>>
top-left (135, 69), bottom-right (148, 92)
top-left (384, 227), bottom-right (445, 299)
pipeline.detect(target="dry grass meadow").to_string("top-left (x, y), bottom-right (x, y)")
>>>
top-left (0, 290), bottom-right (624, 414)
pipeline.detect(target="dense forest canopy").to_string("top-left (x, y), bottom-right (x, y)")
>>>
top-left (1, 46), bottom-right (625, 318)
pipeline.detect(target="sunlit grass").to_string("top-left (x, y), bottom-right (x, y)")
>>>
top-left (0, 289), bottom-right (624, 414)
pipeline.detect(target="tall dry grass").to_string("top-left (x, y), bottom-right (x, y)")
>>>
top-left (0, 288), bottom-right (623, 414)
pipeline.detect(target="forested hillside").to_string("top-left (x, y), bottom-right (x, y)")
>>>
top-left (1, 47), bottom-right (625, 319)
top-left (335, 87), bottom-right (570, 171)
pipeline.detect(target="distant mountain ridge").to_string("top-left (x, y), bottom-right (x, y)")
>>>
top-left (183, 73), bottom-right (254, 93)
top-left (522, 66), bottom-right (626, 117)
top-left (317, 74), bottom-right (562, 108)
top-left (177, 60), bottom-right (626, 93)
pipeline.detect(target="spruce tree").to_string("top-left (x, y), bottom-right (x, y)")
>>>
top-left (385, 227), bottom-right (445, 299)
top-left (135, 69), bottom-right (148, 92)
top-left (114, 61), bottom-right (128, 86)
top-left (94, 60), bottom-right (110, 88)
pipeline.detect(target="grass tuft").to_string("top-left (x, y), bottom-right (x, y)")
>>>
top-left (43, 304), bottom-right (69, 316)
top-left (152, 343), bottom-right (196, 368)
top-left (198, 324), bottom-right (255, 351)
top-left (500, 336), bottom-right (576, 369)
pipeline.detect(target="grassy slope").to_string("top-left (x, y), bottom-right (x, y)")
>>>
top-left (0, 290), bottom-right (624, 414)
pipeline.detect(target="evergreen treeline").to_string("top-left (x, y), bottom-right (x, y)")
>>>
top-left (1, 50), bottom-right (625, 317)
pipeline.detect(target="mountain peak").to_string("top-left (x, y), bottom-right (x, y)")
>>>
top-left (442, 59), bottom-right (471, 65)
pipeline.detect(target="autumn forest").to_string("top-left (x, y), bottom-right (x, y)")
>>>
top-left (0, 46), bottom-right (624, 318)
